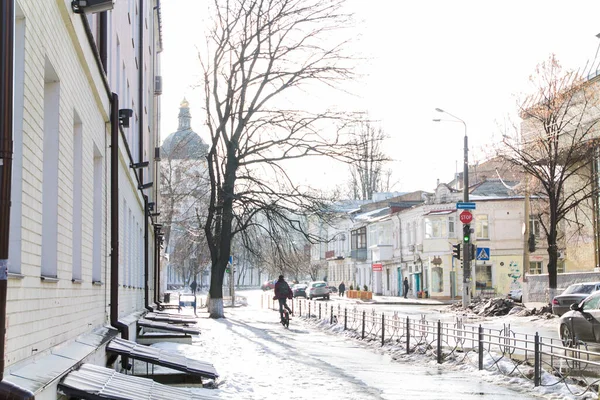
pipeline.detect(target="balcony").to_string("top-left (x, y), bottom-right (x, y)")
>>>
top-left (351, 248), bottom-right (367, 261)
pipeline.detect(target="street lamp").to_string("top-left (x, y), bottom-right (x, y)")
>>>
top-left (434, 108), bottom-right (471, 308)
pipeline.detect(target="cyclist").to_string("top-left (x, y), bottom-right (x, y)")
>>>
top-left (273, 275), bottom-right (293, 323)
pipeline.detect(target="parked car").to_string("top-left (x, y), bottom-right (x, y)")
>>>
top-left (327, 286), bottom-right (338, 293)
top-left (507, 288), bottom-right (522, 302)
top-left (292, 284), bottom-right (308, 298)
top-left (261, 280), bottom-right (276, 291)
top-left (558, 290), bottom-right (600, 347)
top-left (306, 281), bottom-right (330, 300)
top-left (552, 282), bottom-right (600, 316)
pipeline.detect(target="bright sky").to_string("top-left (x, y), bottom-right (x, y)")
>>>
top-left (160, 0), bottom-right (600, 193)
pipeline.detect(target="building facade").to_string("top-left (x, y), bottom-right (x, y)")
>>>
top-left (2, 0), bottom-right (162, 397)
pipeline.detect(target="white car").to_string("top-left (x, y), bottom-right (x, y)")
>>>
top-left (306, 281), bottom-right (330, 300)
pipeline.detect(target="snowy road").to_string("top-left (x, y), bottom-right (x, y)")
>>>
top-left (186, 299), bottom-right (546, 399)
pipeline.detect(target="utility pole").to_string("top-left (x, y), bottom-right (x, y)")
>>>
top-left (434, 108), bottom-right (470, 307)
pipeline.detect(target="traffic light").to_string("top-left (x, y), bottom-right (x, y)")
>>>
top-left (452, 243), bottom-right (461, 259)
top-left (528, 233), bottom-right (536, 253)
top-left (470, 243), bottom-right (476, 261)
top-left (463, 224), bottom-right (471, 243)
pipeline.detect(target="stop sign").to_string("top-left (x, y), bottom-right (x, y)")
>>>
top-left (459, 210), bottom-right (473, 224)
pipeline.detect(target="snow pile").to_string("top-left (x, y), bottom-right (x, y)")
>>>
top-left (447, 297), bottom-right (556, 318)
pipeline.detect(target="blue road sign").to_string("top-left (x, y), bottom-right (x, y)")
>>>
top-left (476, 247), bottom-right (490, 261)
top-left (457, 202), bottom-right (476, 210)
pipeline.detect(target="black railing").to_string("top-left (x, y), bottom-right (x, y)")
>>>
top-left (263, 294), bottom-right (600, 397)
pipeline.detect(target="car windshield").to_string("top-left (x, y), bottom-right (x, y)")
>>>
top-left (294, 284), bottom-right (306, 289)
top-left (564, 284), bottom-right (597, 295)
top-left (313, 283), bottom-right (326, 288)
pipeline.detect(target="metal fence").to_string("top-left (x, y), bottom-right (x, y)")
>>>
top-left (263, 294), bottom-right (600, 397)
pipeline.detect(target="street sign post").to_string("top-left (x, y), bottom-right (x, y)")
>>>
top-left (459, 210), bottom-right (473, 224)
top-left (456, 202), bottom-right (476, 210)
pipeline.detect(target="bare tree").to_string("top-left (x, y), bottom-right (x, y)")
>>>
top-left (498, 54), bottom-right (600, 300)
top-left (199, 0), bottom-right (363, 317)
top-left (347, 120), bottom-right (393, 200)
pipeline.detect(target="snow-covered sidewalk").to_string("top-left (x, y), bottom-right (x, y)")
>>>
top-left (160, 298), bottom-right (578, 399)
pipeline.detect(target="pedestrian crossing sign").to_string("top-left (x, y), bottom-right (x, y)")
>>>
top-left (476, 247), bottom-right (490, 260)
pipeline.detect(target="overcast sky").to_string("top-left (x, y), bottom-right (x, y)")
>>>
top-left (159, 0), bottom-right (600, 193)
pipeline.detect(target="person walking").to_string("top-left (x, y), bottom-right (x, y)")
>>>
top-left (403, 277), bottom-right (409, 299)
top-left (190, 279), bottom-right (197, 294)
top-left (338, 281), bottom-right (346, 297)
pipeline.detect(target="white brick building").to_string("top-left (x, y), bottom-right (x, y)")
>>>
top-left (2, 0), bottom-right (162, 397)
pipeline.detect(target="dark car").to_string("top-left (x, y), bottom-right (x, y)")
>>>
top-left (558, 291), bottom-right (600, 347)
top-left (261, 280), bottom-right (276, 291)
top-left (327, 286), bottom-right (338, 294)
top-left (292, 284), bottom-right (307, 298)
top-left (552, 282), bottom-right (600, 316)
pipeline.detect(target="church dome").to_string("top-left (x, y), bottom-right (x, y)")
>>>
top-left (161, 98), bottom-right (208, 159)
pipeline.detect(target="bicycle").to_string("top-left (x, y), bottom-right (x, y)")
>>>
top-left (281, 309), bottom-right (290, 328)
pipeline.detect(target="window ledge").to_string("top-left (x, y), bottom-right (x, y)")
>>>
top-left (8, 272), bottom-right (24, 280)
top-left (41, 276), bottom-right (59, 283)
top-left (92, 281), bottom-right (104, 286)
top-left (72, 279), bottom-right (83, 284)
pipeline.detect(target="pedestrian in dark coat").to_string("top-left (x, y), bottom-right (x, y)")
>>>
top-left (403, 277), bottom-right (409, 299)
top-left (338, 281), bottom-right (346, 297)
top-left (191, 279), bottom-right (197, 294)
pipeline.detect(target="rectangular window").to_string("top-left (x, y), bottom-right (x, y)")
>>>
top-left (475, 214), bottom-right (489, 239)
top-left (41, 59), bottom-right (60, 279)
top-left (9, 10), bottom-right (25, 274)
top-left (529, 261), bottom-right (543, 274)
top-left (72, 115), bottom-right (83, 281)
top-left (448, 216), bottom-right (455, 236)
top-left (351, 227), bottom-right (367, 250)
top-left (557, 259), bottom-right (565, 274)
top-left (424, 218), bottom-right (447, 239)
top-left (92, 150), bottom-right (102, 283)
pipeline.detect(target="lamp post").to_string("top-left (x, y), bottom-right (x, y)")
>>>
top-left (433, 108), bottom-right (471, 307)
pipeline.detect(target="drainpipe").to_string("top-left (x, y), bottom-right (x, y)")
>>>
top-left (0, 0), bottom-right (14, 381)
top-left (143, 196), bottom-right (151, 311)
top-left (110, 93), bottom-right (130, 370)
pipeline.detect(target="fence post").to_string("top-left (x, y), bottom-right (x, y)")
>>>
top-left (299, 301), bottom-right (302, 317)
top-left (292, 299), bottom-right (294, 314)
top-left (308, 302), bottom-right (311, 318)
top-left (534, 333), bottom-right (540, 387)
top-left (344, 308), bottom-right (347, 330)
top-left (319, 303), bottom-right (322, 319)
top-left (362, 311), bottom-right (366, 339)
top-left (406, 316), bottom-right (410, 354)
top-left (330, 306), bottom-right (333, 324)
top-left (381, 314), bottom-right (385, 346)
top-left (437, 320), bottom-right (442, 364)
top-left (478, 325), bottom-right (484, 370)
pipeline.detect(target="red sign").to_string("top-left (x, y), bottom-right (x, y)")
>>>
top-left (372, 263), bottom-right (383, 271)
top-left (459, 210), bottom-right (473, 224)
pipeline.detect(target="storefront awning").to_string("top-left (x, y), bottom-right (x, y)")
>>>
top-left (144, 312), bottom-right (197, 325)
top-left (106, 338), bottom-right (218, 379)
top-left (58, 363), bottom-right (217, 400)
top-left (137, 319), bottom-right (200, 335)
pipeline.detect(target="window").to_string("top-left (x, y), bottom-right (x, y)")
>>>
top-left (41, 58), bottom-right (60, 279)
top-left (529, 215), bottom-right (541, 238)
top-left (583, 295), bottom-right (600, 311)
top-left (351, 227), bottom-right (367, 250)
top-left (557, 259), bottom-right (565, 274)
top-left (72, 115), bottom-right (83, 282)
top-left (475, 214), bottom-right (489, 239)
top-left (529, 261), bottom-right (542, 274)
top-left (424, 218), bottom-right (448, 239)
top-left (448, 216), bottom-right (455, 236)
top-left (9, 10), bottom-right (25, 275)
